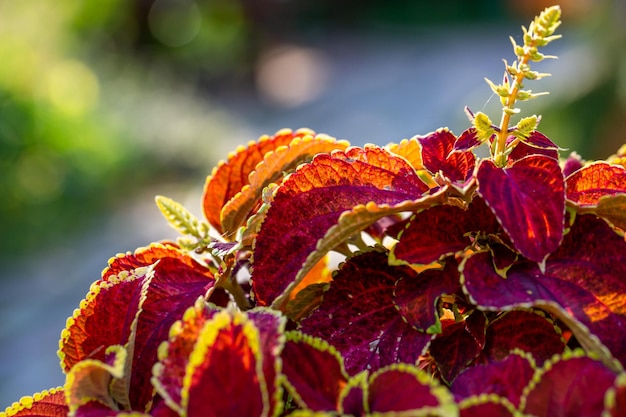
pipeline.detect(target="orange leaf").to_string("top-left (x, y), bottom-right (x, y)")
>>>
top-left (202, 128), bottom-right (313, 235)
top-left (2, 388), bottom-right (67, 417)
top-left (220, 134), bottom-right (349, 235)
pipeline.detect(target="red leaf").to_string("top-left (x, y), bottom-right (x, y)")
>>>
top-left (418, 128), bottom-right (476, 184)
top-left (393, 258), bottom-right (461, 333)
top-left (251, 145), bottom-right (431, 306)
top-left (453, 128), bottom-right (483, 153)
top-left (1, 388), bottom-right (68, 417)
top-left (102, 243), bottom-right (213, 282)
top-left (152, 300), bottom-right (217, 415)
top-left (73, 400), bottom-right (151, 417)
top-left (522, 353), bottom-right (618, 417)
top-left (508, 139), bottom-right (559, 161)
top-left (180, 309), bottom-right (285, 417)
top-left (459, 396), bottom-right (517, 417)
top-left (461, 214), bottom-right (626, 368)
top-left (128, 257), bottom-right (217, 410)
top-left (566, 162), bottom-right (626, 206)
top-left (477, 155), bottom-right (565, 262)
top-left (59, 268), bottom-right (147, 372)
top-left (451, 352), bottom-right (535, 406)
top-left (367, 364), bottom-right (454, 413)
top-left (604, 373), bottom-right (626, 417)
top-left (281, 331), bottom-right (348, 411)
top-left (391, 197), bottom-right (501, 266)
top-left (300, 249), bottom-right (432, 375)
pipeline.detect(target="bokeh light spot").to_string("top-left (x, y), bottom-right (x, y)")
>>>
top-left (46, 59), bottom-right (100, 117)
top-left (148, 0), bottom-right (202, 48)
top-left (255, 45), bottom-right (330, 108)
top-left (15, 148), bottom-right (66, 203)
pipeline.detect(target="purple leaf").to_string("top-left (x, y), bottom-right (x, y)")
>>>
top-left (461, 214), bottom-right (626, 368)
top-left (477, 155), bottom-right (565, 262)
top-left (300, 249), bottom-right (432, 375)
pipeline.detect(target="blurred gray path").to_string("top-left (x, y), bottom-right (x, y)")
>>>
top-left (1, 27), bottom-right (577, 408)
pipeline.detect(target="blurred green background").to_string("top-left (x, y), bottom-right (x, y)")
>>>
top-left (1, 0), bottom-right (624, 260)
top-left (1, 0), bottom-right (625, 408)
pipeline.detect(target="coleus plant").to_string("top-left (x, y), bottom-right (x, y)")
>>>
top-left (4, 5), bottom-right (626, 417)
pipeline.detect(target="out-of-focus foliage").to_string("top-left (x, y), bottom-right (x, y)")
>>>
top-left (0, 0), bottom-right (248, 258)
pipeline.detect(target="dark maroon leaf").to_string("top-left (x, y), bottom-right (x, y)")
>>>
top-left (429, 312), bottom-right (487, 384)
top-left (281, 331), bottom-right (348, 411)
top-left (480, 310), bottom-right (565, 365)
top-left (391, 205), bottom-right (473, 265)
top-left (300, 249), bottom-right (432, 375)
top-left (522, 353), bottom-right (618, 417)
top-left (461, 214), bottom-right (626, 368)
top-left (418, 128), bottom-right (476, 184)
top-left (391, 197), bottom-right (501, 266)
top-left (393, 258), bottom-right (461, 333)
top-left (339, 375), bottom-right (366, 416)
top-left (367, 365), bottom-right (454, 413)
top-left (477, 155), bottom-right (565, 262)
top-left (451, 351), bottom-right (535, 406)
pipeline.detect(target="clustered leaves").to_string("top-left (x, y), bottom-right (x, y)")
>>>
top-left (4, 5), bottom-right (626, 417)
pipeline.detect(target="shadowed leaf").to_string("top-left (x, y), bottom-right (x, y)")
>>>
top-left (127, 257), bottom-right (217, 410)
top-left (453, 128), bottom-right (482, 153)
top-left (604, 373), bottom-right (626, 417)
top-left (451, 351), bottom-right (535, 406)
top-left (480, 310), bottom-right (565, 365)
top-left (430, 312), bottom-right (487, 384)
top-left (393, 258), bottom-right (461, 334)
top-left (458, 395), bottom-right (517, 417)
top-left (180, 309), bottom-right (285, 417)
top-left (592, 194), bottom-right (626, 231)
top-left (64, 345), bottom-right (127, 413)
top-left (300, 249), bottom-right (432, 375)
top-left (391, 197), bottom-right (501, 266)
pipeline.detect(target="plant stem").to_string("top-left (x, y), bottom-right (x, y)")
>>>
top-left (494, 54), bottom-right (531, 166)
